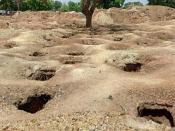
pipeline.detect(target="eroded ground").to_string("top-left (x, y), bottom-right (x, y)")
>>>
top-left (0, 6), bottom-right (175, 130)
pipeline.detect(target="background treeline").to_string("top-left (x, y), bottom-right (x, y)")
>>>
top-left (0, 0), bottom-right (125, 11)
top-left (0, 0), bottom-right (66, 11)
top-left (148, 0), bottom-right (175, 8)
top-left (0, 0), bottom-right (175, 12)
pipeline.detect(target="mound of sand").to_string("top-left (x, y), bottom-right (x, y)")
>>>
top-left (94, 6), bottom-right (175, 25)
top-left (0, 5), bottom-right (174, 29)
top-left (0, 20), bottom-right (9, 29)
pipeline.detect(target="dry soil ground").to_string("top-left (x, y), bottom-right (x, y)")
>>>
top-left (0, 5), bottom-right (175, 131)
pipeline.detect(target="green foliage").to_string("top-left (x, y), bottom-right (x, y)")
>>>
top-left (60, 4), bottom-right (69, 12)
top-left (148, 0), bottom-right (175, 8)
top-left (20, 0), bottom-right (29, 11)
top-left (26, 0), bottom-right (54, 11)
top-left (0, 0), bottom-right (53, 11)
top-left (99, 0), bottom-right (125, 9)
top-left (0, 0), bottom-right (16, 10)
top-left (54, 1), bottom-right (62, 10)
top-left (68, 1), bottom-right (81, 12)
top-left (80, 0), bottom-right (125, 10)
top-left (0, 0), bottom-right (126, 11)
top-left (124, 2), bottom-right (143, 8)
top-left (0, 0), bottom-right (82, 11)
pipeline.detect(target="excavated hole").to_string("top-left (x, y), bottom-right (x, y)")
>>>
top-left (61, 33), bottom-right (74, 38)
top-left (65, 46), bottom-right (85, 56)
top-left (107, 43), bottom-right (130, 50)
top-left (64, 60), bottom-right (82, 64)
top-left (28, 69), bottom-right (56, 81)
top-left (67, 52), bottom-right (84, 56)
top-left (137, 104), bottom-right (174, 127)
top-left (59, 56), bottom-right (83, 64)
top-left (81, 39), bottom-right (98, 45)
top-left (113, 37), bottom-right (123, 41)
top-left (4, 42), bottom-right (17, 49)
top-left (29, 51), bottom-right (45, 57)
top-left (16, 94), bottom-right (51, 114)
top-left (123, 63), bottom-right (142, 72)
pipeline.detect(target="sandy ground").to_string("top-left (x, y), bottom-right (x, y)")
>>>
top-left (0, 5), bottom-right (175, 130)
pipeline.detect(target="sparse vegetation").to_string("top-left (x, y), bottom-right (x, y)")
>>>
top-left (99, 0), bottom-right (125, 9)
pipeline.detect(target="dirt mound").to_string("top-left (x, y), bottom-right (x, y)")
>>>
top-left (3, 5), bottom-right (175, 29)
top-left (106, 51), bottom-right (142, 72)
top-left (94, 6), bottom-right (175, 25)
top-left (11, 11), bottom-right (84, 29)
top-left (0, 20), bottom-right (9, 29)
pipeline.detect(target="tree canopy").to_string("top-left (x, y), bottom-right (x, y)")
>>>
top-left (148, 0), bottom-right (175, 8)
top-left (0, 0), bottom-right (127, 11)
top-left (0, 0), bottom-right (17, 10)
top-left (1, 0), bottom-right (175, 11)
top-left (99, 0), bottom-right (125, 9)
top-left (0, 0), bottom-right (54, 11)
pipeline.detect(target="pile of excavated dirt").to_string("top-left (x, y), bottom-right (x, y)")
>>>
top-left (9, 11), bottom-right (84, 29)
top-left (1, 5), bottom-right (175, 130)
top-left (0, 20), bottom-right (9, 29)
top-left (12, 11), bottom-right (84, 23)
top-left (94, 6), bottom-right (175, 25)
top-left (1, 5), bottom-right (175, 29)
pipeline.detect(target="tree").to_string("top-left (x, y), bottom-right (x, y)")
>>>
top-left (60, 3), bottom-right (69, 12)
top-left (68, 1), bottom-right (81, 12)
top-left (148, 0), bottom-right (175, 8)
top-left (99, 0), bottom-right (125, 9)
top-left (81, 0), bottom-right (101, 28)
top-left (20, 0), bottom-right (29, 11)
top-left (26, 0), bottom-right (54, 11)
top-left (0, 0), bottom-right (16, 10)
top-left (54, 1), bottom-right (62, 10)
top-left (15, 0), bottom-right (21, 10)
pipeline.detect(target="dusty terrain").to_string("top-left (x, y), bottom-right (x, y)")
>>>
top-left (0, 5), bottom-right (175, 130)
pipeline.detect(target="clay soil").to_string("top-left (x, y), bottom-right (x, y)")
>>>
top-left (0, 5), bottom-right (175, 131)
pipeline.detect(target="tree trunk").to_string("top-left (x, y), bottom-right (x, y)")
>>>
top-left (16, 0), bottom-right (20, 11)
top-left (17, 4), bottom-right (20, 11)
top-left (85, 13), bottom-right (92, 28)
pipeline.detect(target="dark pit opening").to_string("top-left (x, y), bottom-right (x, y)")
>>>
top-left (59, 56), bottom-right (83, 64)
top-left (123, 63), bottom-right (142, 72)
top-left (64, 60), bottom-right (81, 64)
top-left (16, 94), bottom-right (51, 114)
top-left (29, 51), bottom-right (45, 57)
top-left (28, 69), bottom-right (56, 81)
top-left (137, 105), bottom-right (174, 127)
top-left (67, 52), bottom-right (84, 56)
top-left (4, 42), bottom-right (17, 49)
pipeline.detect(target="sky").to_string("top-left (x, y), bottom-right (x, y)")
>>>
top-left (60, 0), bottom-right (148, 4)
top-left (125, 0), bottom-right (148, 4)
